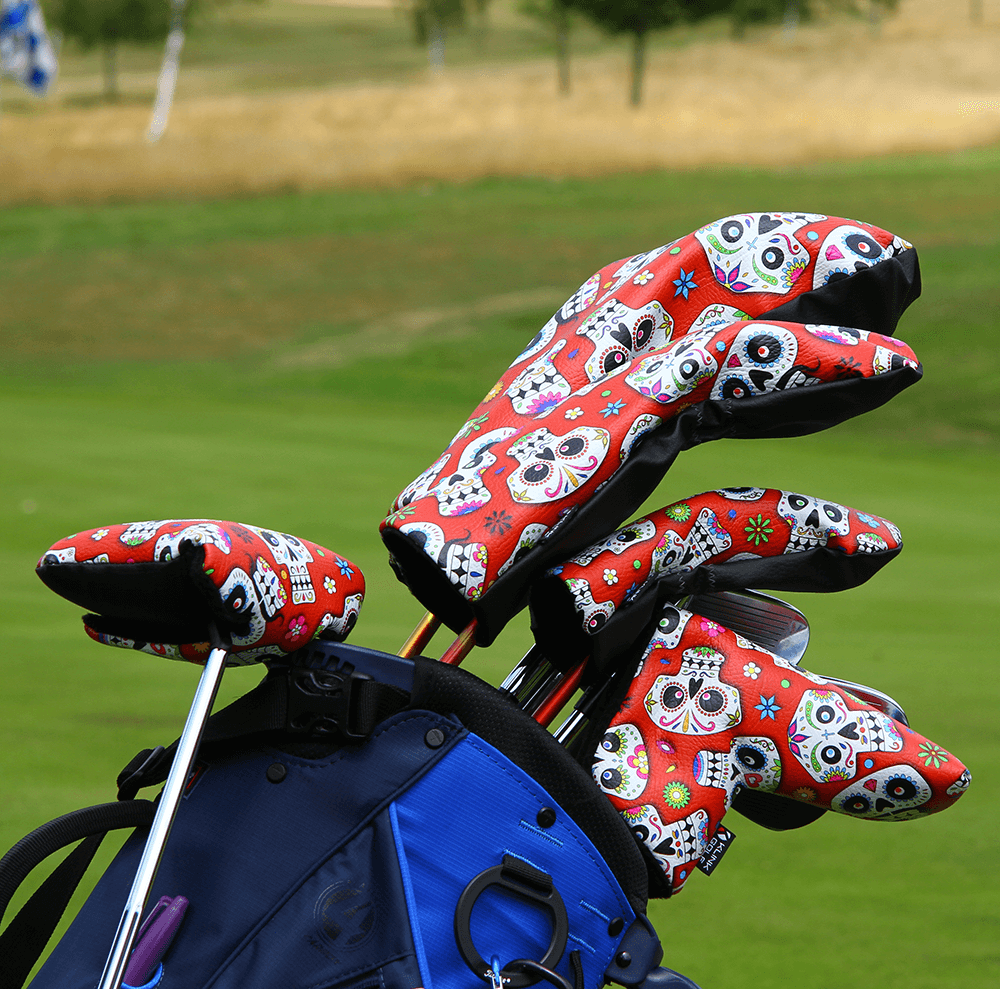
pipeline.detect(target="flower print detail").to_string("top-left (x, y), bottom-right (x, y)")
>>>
top-left (454, 413), bottom-right (490, 440)
top-left (627, 747), bottom-right (649, 779)
top-left (672, 268), bottom-right (698, 300)
top-left (603, 568), bottom-right (619, 585)
top-left (336, 558), bottom-right (355, 578)
top-left (452, 500), bottom-right (485, 515)
top-left (525, 392), bottom-right (564, 416)
top-left (285, 616), bottom-right (308, 641)
top-left (384, 506), bottom-right (416, 525)
top-left (90, 528), bottom-right (109, 541)
top-left (663, 782), bottom-right (691, 809)
top-left (857, 511), bottom-right (880, 527)
top-left (564, 407), bottom-right (584, 420)
top-left (700, 618), bottom-right (723, 637)
top-left (633, 269), bottom-right (654, 286)
top-left (743, 662), bottom-right (761, 680)
top-left (745, 514), bottom-right (773, 546)
top-left (664, 503), bottom-right (691, 523)
top-left (791, 786), bottom-right (817, 802)
top-left (483, 510), bottom-right (513, 535)
top-left (755, 694), bottom-right (780, 720)
top-left (919, 742), bottom-right (949, 769)
top-left (323, 575), bottom-right (337, 595)
top-left (601, 400), bottom-right (627, 418)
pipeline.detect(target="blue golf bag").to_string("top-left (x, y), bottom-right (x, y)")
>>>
top-left (0, 640), bottom-right (695, 989)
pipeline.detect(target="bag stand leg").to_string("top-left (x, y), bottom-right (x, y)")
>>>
top-left (98, 640), bottom-right (228, 989)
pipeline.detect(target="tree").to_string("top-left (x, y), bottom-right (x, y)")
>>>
top-left (567, 0), bottom-right (726, 106)
top-left (406, 0), bottom-right (467, 71)
top-left (520, 0), bottom-right (573, 94)
top-left (52, 0), bottom-right (174, 100)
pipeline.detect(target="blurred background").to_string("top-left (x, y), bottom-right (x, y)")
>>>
top-left (1, 0), bottom-right (998, 985)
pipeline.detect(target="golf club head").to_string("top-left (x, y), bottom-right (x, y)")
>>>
top-left (679, 589), bottom-right (810, 666)
top-left (819, 675), bottom-right (909, 726)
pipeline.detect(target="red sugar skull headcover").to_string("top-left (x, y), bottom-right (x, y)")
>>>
top-left (381, 212), bottom-right (922, 645)
top-left (596, 606), bottom-right (970, 897)
top-left (36, 520), bottom-right (365, 665)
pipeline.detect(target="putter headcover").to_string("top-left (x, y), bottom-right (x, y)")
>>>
top-left (596, 608), bottom-right (970, 897)
top-left (36, 520), bottom-right (366, 666)
top-left (382, 213), bottom-right (920, 645)
top-left (382, 321), bottom-right (919, 644)
top-left (530, 487), bottom-right (902, 676)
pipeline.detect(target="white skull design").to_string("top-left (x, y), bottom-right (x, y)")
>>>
top-left (640, 606), bottom-right (693, 660)
top-left (577, 299), bottom-right (674, 382)
top-left (555, 270), bottom-right (602, 324)
top-left (593, 245), bottom-right (670, 308)
top-left (252, 557), bottom-right (288, 618)
top-left (787, 689), bottom-right (903, 784)
top-left (716, 487), bottom-right (766, 501)
top-left (119, 520), bottom-right (168, 547)
top-left (571, 518), bottom-right (657, 566)
top-left (394, 453), bottom-right (450, 511)
top-left (218, 566), bottom-right (266, 647)
top-left (649, 507), bottom-right (733, 576)
top-left (696, 212), bottom-right (825, 294)
top-left (625, 332), bottom-right (718, 404)
top-left (947, 769), bottom-right (971, 797)
top-left (431, 427), bottom-right (519, 516)
top-left (509, 314), bottom-right (558, 368)
top-left (777, 492), bottom-right (851, 552)
top-left (320, 592), bottom-right (363, 640)
top-left (592, 723), bottom-right (649, 800)
top-left (621, 805), bottom-right (709, 887)
top-left (505, 341), bottom-right (572, 416)
top-left (872, 345), bottom-right (920, 376)
top-left (506, 426), bottom-right (610, 504)
top-left (398, 521), bottom-right (487, 601)
top-left (710, 324), bottom-right (809, 401)
top-left (245, 526), bottom-right (314, 566)
top-left (831, 764), bottom-right (932, 821)
top-left (153, 523), bottom-right (232, 563)
top-left (856, 532), bottom-right (889, 554)
top-left (803, 324), bottom-right (869, 346)
top-left (497, 522), bottom-right (549, 577)
top-left (644, 648), bottom-right (742, 735)
top-left (619, 413), bottom-right (663, 462)
top-left (40, 546), bottom-right (77, 564)
top-left (812, 225), bottom-right (911, 289)
top-left (690, 303), bottom-right (750, 333)
top-left (565, 577), bottom-right (616, 634)
top-left (694, 736), bottom-right (782, 800)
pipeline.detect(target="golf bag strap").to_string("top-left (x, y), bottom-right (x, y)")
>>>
top-left (0, 800), bottom-right (155, 989)
top-left (117, 667), bottom-right (410, 798)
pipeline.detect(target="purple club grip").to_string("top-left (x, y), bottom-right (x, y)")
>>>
top-left (122, 895), bottom-right (188, 987)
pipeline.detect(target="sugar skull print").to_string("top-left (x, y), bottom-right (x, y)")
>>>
top-left (506, 426), bottom-right (610, 504)
top-left (565, 577), bottom-right (616, 634)
top-left (152, 523), bottom-right (232, 562)
top-left (431, 427), bottom-right (519, 516)
top-left (593, 723), bottom-right (649, 800)
top-left (619, 413), bottom-right (663, 462)
top-left (621, 806), bottom-right (709, 892)
top-left (777, 492), bottom-right (851, 551)
top-left (505, 341), bottom-right (572, 416)
top-left (217, 566), bottom-right (266, 647)
top-left (812, 224), bottom-right (912, 289)
top-left (577, 299), bottom-right (674, 382)
top-left (644, 647), bottom-right (742, 735)
top-left (570, 518), bottom-right (657, 566)
top-left (831, 764), bottom-right (932, 821)
top-left (393, 453), bottom-right (450, 511)
top-left (695, 212), bottom-right (826, 294)
top-left (625, 332), bottom-right (718, 404)
top-left (709, 324), bottom-right (810, 401)
top-left (694, 736), bottom-right (782, 799)
top-left (787, 689), bottom-right (903, 783)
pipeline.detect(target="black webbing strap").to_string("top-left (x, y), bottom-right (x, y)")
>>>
top-left (118, 667), bottom-right (410, 798)
top-left (0, 800), bottom-right (155, 989)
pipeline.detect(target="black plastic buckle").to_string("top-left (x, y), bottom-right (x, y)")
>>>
top-left (285, 667), bottom-right (372, 740)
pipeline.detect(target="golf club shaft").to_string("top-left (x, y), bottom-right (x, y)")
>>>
top-left (398, 612), bottom-right (442, 658)
top-left (532, 658), bottom-right (588, 728)
top-left (97, 645), bottom-right (228, 989)
top-left (439, 620), bottom-right (477, 665)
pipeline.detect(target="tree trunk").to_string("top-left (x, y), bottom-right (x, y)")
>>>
top-left (629, 29), bottom-right (646, 107)
top-left (102, 41), bottom-right (118, 102)
top-left (427, 13), bottom-right (445, 72)
top-left (555, 1), bottom-right (570, 96)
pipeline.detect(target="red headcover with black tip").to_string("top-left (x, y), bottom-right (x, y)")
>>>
top-left (36, 520), bottom-right (365, 666)
top-left (595, 607), bottom-right (970, 897)
top-left (381, 320), bottom-right (920, 645)
top-left (529, 487), bottom-right (903, 675)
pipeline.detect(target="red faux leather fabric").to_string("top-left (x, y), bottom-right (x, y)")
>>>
top-left (597, 611), bottom-right (970, 895)
top-left (37, 520), bottom-right (365, 666)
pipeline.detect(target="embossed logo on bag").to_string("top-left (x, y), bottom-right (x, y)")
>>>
top-left (311, 879), bottom-right (377, 955)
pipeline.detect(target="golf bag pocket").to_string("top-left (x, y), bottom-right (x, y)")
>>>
top-left (8, 653), bottom-right (671, 989)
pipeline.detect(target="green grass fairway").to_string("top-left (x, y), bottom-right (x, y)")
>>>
top-left (2, 152), bottom-right (998, 987)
